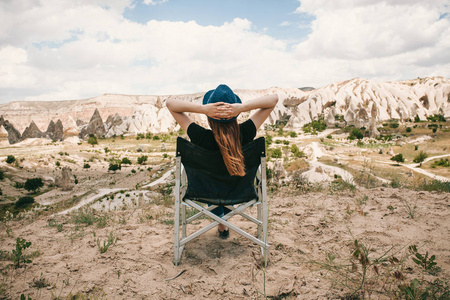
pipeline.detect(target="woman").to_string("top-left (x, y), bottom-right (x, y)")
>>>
top-left (166, 84), bottom-right (278, 238)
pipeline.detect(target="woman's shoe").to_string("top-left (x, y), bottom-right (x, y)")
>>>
top-left (218, 228), bottom-right (229, 239)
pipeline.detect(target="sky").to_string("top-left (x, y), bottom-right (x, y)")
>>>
top-left (0, 0), bottom-right (449, 104)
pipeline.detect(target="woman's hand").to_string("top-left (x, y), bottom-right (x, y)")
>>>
top-left (203, 102), bottom-right (234, 119)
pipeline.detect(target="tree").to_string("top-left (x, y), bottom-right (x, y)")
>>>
top-left (121, 157), bottom-right (132, 165)
top-left (137, 155), bottom-right (148, 165)
top-left (87, 134), bottom-right (98, 146)
top-left (108, 163), bottom-right (121, 172)
top-left (6, 155), bottom-right (16, 164)
top-left (348, 128), bottom-right (364, 140)
top-left (24, 178), bottom-right (44, 193)
top-left (413, 151), bottom-right (428, 167)
top-left (15, 196), bottom-right (35, 208)
top-left (390, 154), bottom-right (405, 165)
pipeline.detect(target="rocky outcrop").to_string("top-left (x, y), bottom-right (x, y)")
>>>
top-left (22, 121), bottom-right (45, 140)
top-left (0, 116), bottom-right (22, 144)
top-left (55, 166), bottom-right (75, 191)
top-left (79, 109), bottom-right (106, 139)
top-left (0, 77), bottom-right (448, 137)
top-left (46, 119), bottom-right (64, 141)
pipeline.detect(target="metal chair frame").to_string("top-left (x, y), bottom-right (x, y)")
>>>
top-left (173, 152), bottom-right (268, 266)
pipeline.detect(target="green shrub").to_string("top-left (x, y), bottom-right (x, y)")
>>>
top-left (270, 148), bottom-right (282, 159)
top-left (289, 131), bottom-right (298, 138)
top-left (24, 178), bottom-right (44, 193)
top-left (83, 163), bottom-right (90, 169)
top-left (431, 158), bottom-right (450, 168)
top-left (12, 238), bottom-right (32, 268)
top-left (417, 179), bottom-right (450, 192)
top-left (137, 155), bottom-right (148, 165)
top-left (108, 163), bottom-right (121, 172)
top-left (413, 151), bottom-right (428, 166)
top-left (87, 134), bottom-right (98, 146)
top-left (14, 182), bottom-right (24, 189)
top-left (55, 161), bottom-right (60, 167)
top-left (15, 196), bottom-right (35, 208)
top-left (390, 154), bottom-right (405, 164)
top-left (6, 155), bottom-right (16, 164)
top-left (121, 157), bottom-right (132, 165)
top-left (427, 114), bottom-right (446, 122)
top-left (406, 127), bottom-right (412, 133)
top-left (348, 128), bottom-right (364, 140)
top-left (303, 118), bottom-right (327, 133)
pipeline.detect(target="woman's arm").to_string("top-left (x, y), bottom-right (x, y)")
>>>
top-left (166, 98), bottom-right (231, 132)
top-left (226, 94), bottom-right (279, 129)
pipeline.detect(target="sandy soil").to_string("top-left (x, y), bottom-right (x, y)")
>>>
top-left (0, 186), bottom-right (449, 299)
top-left (0, 126), bottom-right (449, 299)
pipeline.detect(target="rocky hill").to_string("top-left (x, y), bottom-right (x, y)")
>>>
top-left (0, 77), bottom-right (448, 142)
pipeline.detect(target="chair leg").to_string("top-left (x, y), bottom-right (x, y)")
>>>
top-left (174, 157), bottom-right (181, 266)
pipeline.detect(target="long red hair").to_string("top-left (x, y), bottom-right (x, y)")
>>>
top-left (208, 119), bottom-right (245, 177)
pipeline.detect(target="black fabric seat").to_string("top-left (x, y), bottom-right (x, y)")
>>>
top-left (176, 136), bottom-right (265, 205)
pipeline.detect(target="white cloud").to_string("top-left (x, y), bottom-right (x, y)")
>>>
top-left (279, 21), bottom-right (291, 26)
top-left (0, 0), bottom-right (449, 103)
top-left (143, 0), bottom-right (168, 5)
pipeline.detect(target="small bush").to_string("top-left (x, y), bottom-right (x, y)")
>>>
top-left (303, 118), bottom-right (327, 133)
top-left (24, 178), bottom-right (44, 193)
top-left (15, 196), bottom-right (35, 208)
top-left (391, 154), bottom-right (405, 164)
top-left (431, 158), bottom-right (450, 168)
top-left (413, 151), bottom-right (428, 166)
top-left (14, 182), bottom-right (24, 189)
top-left (270, 148), bottom-right (282, 159)
top-left (121, 157), bottom-right (132, 165)
top-left (55, 161), bottom-right (60, 167)
top-left (108, 163), bottom-right (121, 172)
top-left (6, 155), bottom-right (16, 164)
top-left (406, 127), bottom-right (412, 133)
top-left (348, 128), bottom-right (364, 140)
top-left (137, 155), bottom-right (148, 165)
top-left (83, 163), bottom-right (91, 169)
top-left (12, 238), bottom-right (32, 268)
top-left (87, 134), bottom-right (98, 146)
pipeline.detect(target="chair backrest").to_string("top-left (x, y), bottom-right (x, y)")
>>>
top-left (176, 137), bottom-right (266, 205)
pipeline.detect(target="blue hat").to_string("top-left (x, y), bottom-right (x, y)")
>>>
top-left (203, 84), bottom-right (242, 123)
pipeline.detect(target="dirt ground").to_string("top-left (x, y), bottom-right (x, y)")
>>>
top-left (0, 126), bottom-right (449, 299)
top-left (0, 186), bottom-right (449, 299)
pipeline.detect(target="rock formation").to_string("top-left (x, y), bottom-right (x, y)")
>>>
top-left (79, 109), bottom-right (106, 139)
top-left (46, 119), bottom-right (64, 141)
top-left (0, 116), bottom-right (22, 144)
top-left (0, 77), bottom-right (448, 137)
top-left (55, 166), bottom-right (75, 191)
top-left (22, 121), bottom-right (46, 140)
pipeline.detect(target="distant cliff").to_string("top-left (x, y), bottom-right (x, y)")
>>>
top-left (0, 77), bottom-right (448, 142)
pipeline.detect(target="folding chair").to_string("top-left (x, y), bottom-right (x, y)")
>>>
top-left (174, 136), bottom-right (269, 266)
